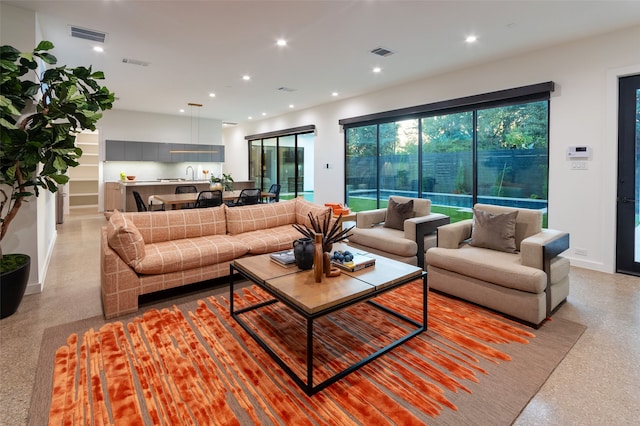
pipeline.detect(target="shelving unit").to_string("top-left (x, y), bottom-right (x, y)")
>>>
top-left (68, 132), bottom-right (99, 211)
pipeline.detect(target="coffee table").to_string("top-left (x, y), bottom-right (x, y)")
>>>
top-left (229, 246), bottom-right (426, 395)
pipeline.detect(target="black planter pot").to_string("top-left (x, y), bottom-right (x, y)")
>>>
top-left (0, 254), bottom-right (30, 319)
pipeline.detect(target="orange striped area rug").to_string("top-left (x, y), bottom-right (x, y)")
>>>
top-left (43, 281), bottom-right (585, 425)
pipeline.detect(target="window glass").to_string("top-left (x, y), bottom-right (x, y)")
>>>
top-left (421, 112), bottom-right (473, 221)
top-left (346, 125), bottom-right (378, 210)
top-left (477, 101), bottom-right (549, 221)
top-left (379, 119), bottom-right (419, 206)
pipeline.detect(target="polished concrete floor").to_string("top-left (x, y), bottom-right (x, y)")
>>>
top-left (1, 210), bottom-right (639, 425)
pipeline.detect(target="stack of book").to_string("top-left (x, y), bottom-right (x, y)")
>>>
top-left (269, 250), bottom-right (296, 267)
top-left (332, 254), bottom-right (375, 272)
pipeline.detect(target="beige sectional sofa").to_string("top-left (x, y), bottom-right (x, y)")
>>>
top-left (101, 198), bottom-right (330, 318)
top-left (426, 204), bottom-right (570, 327)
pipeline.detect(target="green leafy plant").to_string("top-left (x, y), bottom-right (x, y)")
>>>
top-left (210, 173), bottom-right (234, 191)
top-left (0, 41), bottom-right (114, 265)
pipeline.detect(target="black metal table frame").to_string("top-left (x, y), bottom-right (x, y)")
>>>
top-left (229, 263), bottom-right (427, 396)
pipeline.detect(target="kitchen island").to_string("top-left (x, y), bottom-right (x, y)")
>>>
top-left (104, 180), bottom-right (256, 211)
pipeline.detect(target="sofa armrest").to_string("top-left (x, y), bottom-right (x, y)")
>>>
top-left (356, 208), bottom-right (387, 228)
top-left (436, 219), bottom-right (473, 249)
top-left (520, 230), bottom-right (570, 270)
top-left (404, 213), bottom-right (450, 269)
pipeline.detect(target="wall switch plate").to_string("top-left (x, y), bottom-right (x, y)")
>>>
top-left (571, 161), bottom-right (588, 170)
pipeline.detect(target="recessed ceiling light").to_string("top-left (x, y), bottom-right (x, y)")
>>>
top-left (289, 104), bottom-right (294, 108)
top-left (261, 112), bottom-right (267, 116)
top-left (209, 93), bottom-right (216, 98)
top-left (248, 116), bottom-right (253, 120)
top-left (276, 39), bottom-right (287, 47)
top-left (373, 67), bottom-right (382, 73)
top-left (93, 46), bottom-right (104, 53)
top-left (242, 75), bottom-right (251, 81)
top-left (332, 92), bottom-right (339, 97)
top-left (179, 109), bottom-right (185, 113)
top-left (465, 35), bottom-right (478, 43)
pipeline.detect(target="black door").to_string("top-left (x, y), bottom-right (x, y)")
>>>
top-left (616, 74), bottom-right (640, 276)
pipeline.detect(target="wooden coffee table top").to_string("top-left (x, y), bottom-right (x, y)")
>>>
top-left (233, 247), bottom-right (423, 315)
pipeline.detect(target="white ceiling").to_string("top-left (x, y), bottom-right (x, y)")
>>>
top-left (6, 0), bottom-right (640, 124)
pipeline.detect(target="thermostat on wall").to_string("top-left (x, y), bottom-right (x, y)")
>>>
top-left (567, 145), bottom-right (591, 158)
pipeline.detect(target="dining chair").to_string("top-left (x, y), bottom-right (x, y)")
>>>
top-left (228, 188), bottom-right (261, 207)
top-left (132, 191), bottom-right (147, 212)
top-left (175, 185), bottom-right (197, 208)
top-left (267, 183), bottom-right (281, 202)
top-left (194, 190), bottom-right (223, 208)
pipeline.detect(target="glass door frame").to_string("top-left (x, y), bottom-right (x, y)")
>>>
top-left (616, 74), bottom-right (640, 276)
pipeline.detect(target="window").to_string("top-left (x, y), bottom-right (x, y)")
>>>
top-left (341, 83), bottom-right (552, 223)
top-left (247, 125), bottom-right (314, 201)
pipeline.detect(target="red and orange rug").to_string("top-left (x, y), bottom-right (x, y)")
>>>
top-left (35, 281), bottom-right (585, 425)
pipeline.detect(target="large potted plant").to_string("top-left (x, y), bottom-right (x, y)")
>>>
top-left (0, 41), bottom-right (114, 318)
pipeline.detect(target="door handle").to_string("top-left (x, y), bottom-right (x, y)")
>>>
top-left (621, 197), bottom-right (636, 203)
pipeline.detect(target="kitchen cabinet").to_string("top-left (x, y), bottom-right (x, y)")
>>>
top-left (105, 140), bottom-right (125, 160)
top-left (105, 140), bottom-right (224, 162)
top-left (104, 182), bottom-right (122, 211)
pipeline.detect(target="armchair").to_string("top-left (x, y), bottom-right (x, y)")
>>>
top-left (347, 196), bottom-right (449, 269)
top-left (426, 203), bottom-right (570, 327)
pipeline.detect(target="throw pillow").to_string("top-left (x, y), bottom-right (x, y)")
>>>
top-left (383, 198), bottom-right (415, 230)
top-left (107, 210), bottom-right (146, 267)
top-left (470, 208), bottom-right (519, 253)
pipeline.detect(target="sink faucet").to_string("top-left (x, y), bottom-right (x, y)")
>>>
top-left (186, 165), bottom-right (194, 181)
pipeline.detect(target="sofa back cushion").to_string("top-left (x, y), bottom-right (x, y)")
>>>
top-left (122, 206), bottom-right (227, 243)
top-left (294, 198), bottom-right (333, 228)
top-left (389, 196), bottom-right (431, 218)
top-left (107, 210), bottom-right (145, 267)
top-left (225, 199), bottom-right (297, 235)
top-left (473, 204), bottom-right (542, 250)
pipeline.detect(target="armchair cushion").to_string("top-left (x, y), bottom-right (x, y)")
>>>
top-left (384, 198), bottom-right (415, 230)
top-left (470, 208), bottom-right (518, 253)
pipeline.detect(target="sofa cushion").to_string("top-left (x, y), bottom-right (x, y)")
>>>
top-left (470, 208), bottom-right (518, 253)
top-left (123, 207), bottom-right (227, 243)
top-left (134, 235), bottom-right (249, 275)
top-left (225, 200), bottom-right (297, 235)
top-left (384, 198), bottom-right (415, 230)
top-left (294, 198), bottom-right (333, 228)
top-left (233, 226), bottom-right (303, 254)
top-left (107, 211), bottom-right (146, 268)
top-left (426, 245), bottom-right (547, 294)
top-left (349, 226), bottom-right (418, 257)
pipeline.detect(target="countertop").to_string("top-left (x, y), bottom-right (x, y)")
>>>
top-left (114, 180), bottom-right (211, 187)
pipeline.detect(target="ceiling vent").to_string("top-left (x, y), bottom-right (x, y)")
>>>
top-left (122, 58), bottom-right (150, 67)
top-left (69, 25), bottom-right (107, 43)
top-left (277, 86), bottom-right (297, 92)
top-left (370, 47), bottom-right (395, 57)
top-left (222, 121), bottom-right (238, 126)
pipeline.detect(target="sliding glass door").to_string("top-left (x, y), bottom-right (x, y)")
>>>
top-left (248, 130), bottom-right (314, 201)
top-left (616, 74), bottom-right (640, 276)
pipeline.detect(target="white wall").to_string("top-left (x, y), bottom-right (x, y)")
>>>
top-left (224, 24), bottom-right (640, 274)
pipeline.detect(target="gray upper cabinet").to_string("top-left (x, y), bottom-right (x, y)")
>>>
top-left (106, 140), bottom-right (224, 162)
top-left (105, 140), bottom-right (125, 160)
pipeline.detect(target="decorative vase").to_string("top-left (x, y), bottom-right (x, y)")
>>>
top-left (293, 238), bottom-right (314, 270)
top-left (0, 254), bottom-right (30, 319)
top-left (210, 182), bottom-right (223, 191)
top-left (314, 233), bottom-right (323, 283)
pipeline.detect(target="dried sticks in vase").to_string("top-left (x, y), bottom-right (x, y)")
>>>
top-left (292, 212), bottom-right (354, 248)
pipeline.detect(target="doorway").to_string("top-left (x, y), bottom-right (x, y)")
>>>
top-left (616, 74), bottom-right (640, 276)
